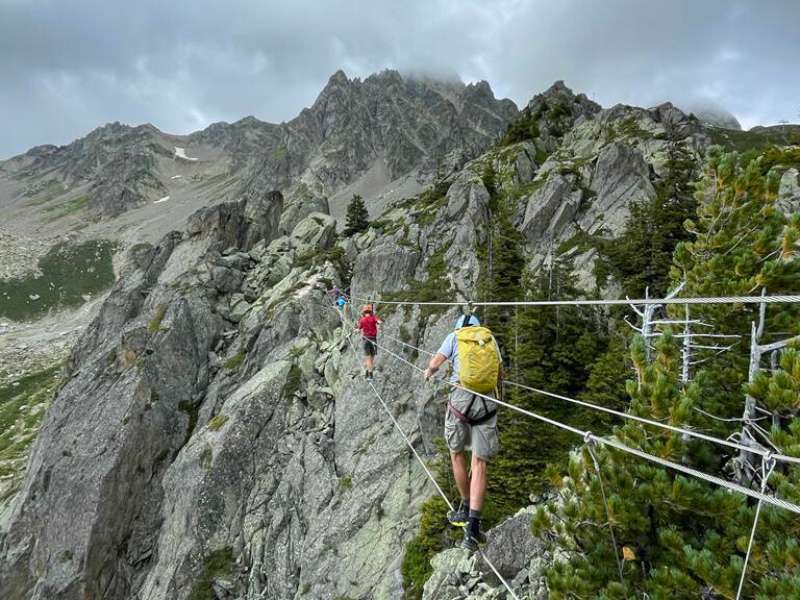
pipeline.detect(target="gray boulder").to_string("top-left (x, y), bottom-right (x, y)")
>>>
top-left (280, 192), bottom-right (331, 235)
top-left (520, 173), bottom-right (582, 244)
top-left (290, 212), bottom-right (337, 250)
top-left (582, 141), bottom-right (656, 234)
top-left (778, 168), bottom-right (800, 214)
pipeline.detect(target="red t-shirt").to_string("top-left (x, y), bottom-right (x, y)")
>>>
top-left (358, 314), bottom-right (381, 337)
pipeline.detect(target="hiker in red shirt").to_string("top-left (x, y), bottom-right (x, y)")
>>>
top-left (356, 304), bottom-right (383, 379)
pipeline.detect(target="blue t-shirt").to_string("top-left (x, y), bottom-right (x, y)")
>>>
top-left (336, 297), bottom-right (346, 308)
top-left (437, 329), bottom-right (502, 383)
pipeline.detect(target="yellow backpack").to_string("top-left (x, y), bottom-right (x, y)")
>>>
top-left (455, 326), bottom-right (500, 393)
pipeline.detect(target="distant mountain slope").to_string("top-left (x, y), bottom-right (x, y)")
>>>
top-left (0, 70), bottom-right (516, 223)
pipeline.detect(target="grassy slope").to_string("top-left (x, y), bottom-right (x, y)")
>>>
top-left (0, 239), bottom-right (116, 321)
top-left (0, 363), bottom-right (61, 504)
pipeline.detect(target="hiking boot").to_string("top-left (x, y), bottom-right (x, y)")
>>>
top-left (461, 528), bottom-right (487, 552)
top-left (447, 506), bottom-right (468, 527)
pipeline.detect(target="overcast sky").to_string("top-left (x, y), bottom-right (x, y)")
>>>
top-left (1, 0), bottom-right (798, 159)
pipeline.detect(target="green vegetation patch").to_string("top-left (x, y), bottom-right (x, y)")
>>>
top-left (25, 180), bottom-right (67, 206)
top-left (759, 145), bottom-right (800, 174)
top-left (44, 195), bottom-right (89, 220)
top-left (389, 180), bottom-right (451, 228)
top-left (283, 364), bottom-right (304, 399)
top-left (223, 351), bottom-right (247, 370)
top-left (401, 496), bottom-right (452, 600)
top-left (615, 116), bottom-right (653, 140)
top-left (498, 108), bottom-right (541, 147)
top-left (0, 239), bottom-right (117, 322)
top-left (706, 125), bottom-right (800, 153)
top-left (207, 414), bottom-right (228, 431)
top-left (295, 245), bottom-right (352, 282)
top-left (271, 146), bottom-right (288, 161)
top-left (189, 546), bottom-right (235, 600)
top-left (147, 304), bottom-right (168, 333)
top-left (0, 364), bottom-right (61, 497)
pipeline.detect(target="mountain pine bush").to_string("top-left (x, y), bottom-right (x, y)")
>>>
top-left (535, 147), bottom-right (800, 598)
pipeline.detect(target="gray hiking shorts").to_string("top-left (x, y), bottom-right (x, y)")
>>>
top-left (444, 387), bottom-right (499, 460)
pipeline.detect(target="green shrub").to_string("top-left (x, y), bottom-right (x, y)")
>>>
top-left (339, 475), bottom-right (352, 490)
top-left (208, 414), bottom-right (228, 431)
top-left (199, 445), bottom-right (213, 470)
top-left (382, 248), bottom-right (451, 323)
top-left (498, 109), bottom-right (541, 147)
top-left (188, 546), bottom-right (235, 600)
top-left (223, 351), bottom-right (246, 370)
top-left (401, 496), bottom-right (459, 600)
top-left (178, 400), bottom-right (200, 445)
top-left (295, 246), bottom-right (352, 281)
top-left (284, 364), bottom-right (304, 398)
top-left (147, 304), bottom-right (168, 333)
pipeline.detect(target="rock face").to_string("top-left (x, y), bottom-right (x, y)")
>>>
top-left (422, 508), bottom-right (553, 600)
top-left (779, 168), bottom-right (800, 213)
top-left (0, 176), bottom-right (458, 599)
top-left (0, 193), bottom-right (281, 598)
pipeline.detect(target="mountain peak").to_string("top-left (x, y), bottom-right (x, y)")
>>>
top-left (527, 80), bottom-right (600, 117)
top-left (327, 69), bottom-right (350, 85)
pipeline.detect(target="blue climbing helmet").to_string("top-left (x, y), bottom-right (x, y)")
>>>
top-left (454, 314), bottom-right (480, 329)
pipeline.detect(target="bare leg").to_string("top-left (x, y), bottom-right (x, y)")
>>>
top-left (451, 452), bottom-right (470, 501)
top-left (366, 355), bottom-right (374, 372)
top-left (469, 456), bottom-right (487, 511)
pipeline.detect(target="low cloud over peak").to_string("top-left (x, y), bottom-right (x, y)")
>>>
top-left (1, 0), bottom-right (798, 158)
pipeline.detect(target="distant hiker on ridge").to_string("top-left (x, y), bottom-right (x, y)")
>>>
top-left (356, 304), bottom-right (383, 380)
top-left (336, 293), bottom-right (347, 313)
top-left (424, 313), bottom-right (502, 551)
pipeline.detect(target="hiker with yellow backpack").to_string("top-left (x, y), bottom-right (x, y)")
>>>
top-left (423, 313), bottom-right (502, 552)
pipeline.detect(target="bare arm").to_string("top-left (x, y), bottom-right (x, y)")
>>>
top-left (424, 352), bottom-right (448, 380)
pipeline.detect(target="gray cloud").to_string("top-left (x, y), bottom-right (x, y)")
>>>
top-left (1, 0), bottom-right (798, 158)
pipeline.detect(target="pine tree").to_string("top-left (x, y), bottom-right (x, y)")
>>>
top-left (671, 147), bottom-right (800, 443)
top-left (343, 194), bottom-right (369, 236)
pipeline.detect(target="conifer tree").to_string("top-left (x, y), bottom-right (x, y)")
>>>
top-left (343, 194), bottom-right (369, 236)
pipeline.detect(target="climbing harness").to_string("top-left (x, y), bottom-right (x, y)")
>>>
top-left (447, 394), bottom-right (496, 426)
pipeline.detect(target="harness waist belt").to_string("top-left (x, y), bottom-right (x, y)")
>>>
top-left (448, 396), bottom-right (496, 426)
